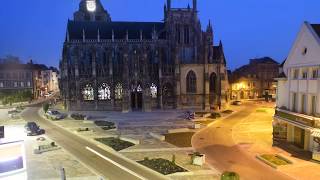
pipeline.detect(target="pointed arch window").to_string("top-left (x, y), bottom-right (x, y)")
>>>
top-left (210, 73), bottom-right (217, 93)
top-left (115, 83), bottom-right (123, 100)
top-left (98, 83), bottom-right (111, 100)
top-left (150, 83), bottom-right (158, 98)
top-left (82, 84), bottom-right (94, 101)
top-left (186, 71), bottom-right (197, 93)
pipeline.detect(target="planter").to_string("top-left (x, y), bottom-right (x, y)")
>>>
top-left (189, 152), bottom-right (205, 166)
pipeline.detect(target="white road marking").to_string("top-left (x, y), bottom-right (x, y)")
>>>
top-left (85, 146), bottom-right (147, 180)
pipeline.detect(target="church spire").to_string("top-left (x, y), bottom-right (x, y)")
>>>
top-left (74, 0), bottom-right (111, 22)
top-left (193, 0), bottom-right (197, 11)
top-left (167, 0), bottom-right (171, 10)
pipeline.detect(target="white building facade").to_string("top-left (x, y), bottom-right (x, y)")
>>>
top-left (274, 22), bottom-right (320, 159)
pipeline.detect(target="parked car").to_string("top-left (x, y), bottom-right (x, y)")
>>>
top-left (24, 122), bottom-right (45, 136)
top-left (46, 110), bottom-right (64, 120)
top-left (232, 101), bottom-right (242, 106)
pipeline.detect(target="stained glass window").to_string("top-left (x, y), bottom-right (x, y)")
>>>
top-left (82, 84), bottom-right (94, 101)
top-left (187, 71), bottom-right (197, 93)
top-left (150, 83), bottom-right (157, 98)
top-left (115, 83), bottom-right (123, 100)
top-left (98, 83), bottom-right (111, 100)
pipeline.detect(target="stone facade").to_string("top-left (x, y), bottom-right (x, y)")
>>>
top-left (230, 57), bottom-right (279, 100)
top-left (60, 0), bottom-right (229, 111)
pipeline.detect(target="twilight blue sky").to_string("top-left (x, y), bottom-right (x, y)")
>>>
top-left (0, 0), bottom-right (319, 70)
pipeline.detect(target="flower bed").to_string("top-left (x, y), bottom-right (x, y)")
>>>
top-left (95, 137), bottom-right (134, 151)
top-left (260, 154), bottom-right (291, 166)
top-left (222, 110), bottom-right (233, 114)
top-left (71, 113), bottom-right (86, 120)
top-left (209, 112), bottom-right (221, 119)
top-left (138, 158), bottom-right (187, 175)
top-left (94, 121), bottom-right (116, 130)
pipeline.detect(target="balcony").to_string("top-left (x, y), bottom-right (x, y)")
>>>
top-left (275, 108), bottom-right (320, 128)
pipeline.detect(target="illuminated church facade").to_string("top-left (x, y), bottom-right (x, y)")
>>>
top-left (60, 0), bottom-right (229, 111)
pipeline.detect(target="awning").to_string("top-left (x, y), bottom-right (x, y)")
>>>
top-left (312, 130), bottom-right (320, 138)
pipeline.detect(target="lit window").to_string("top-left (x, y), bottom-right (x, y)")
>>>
top-left (98, 83), bottom-right (111, 100)
top-left (293, 69), bottom-right (299, 79)
top-left (0, 82), bottom-right (3, 88)
top-left (150, 83), bottom-right (157, 98)
top-left (302, 70), bottom-right (308, 79)
top-left (82, 84), bottom-right (94, 101)
top-left (312, 69), bottom-right (318, 79)
top-left (137, 85), bottom-right (142, 92)
top-left (115, 83), bottom-right (123, 100)
top-left (14, 82), bottom-right (17, 87)
top-left (21, 82), bottom-right (24, 87)
top-left (27, 82), bottom-right (31, 87)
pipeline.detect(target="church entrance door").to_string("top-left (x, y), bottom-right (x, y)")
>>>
top-left (131, 92), bottom-right (143, 110)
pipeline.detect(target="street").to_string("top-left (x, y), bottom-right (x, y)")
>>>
top-left (192, 101), bottom-right (293, 180)
top-left (21, 105), bottom-right (167, 180)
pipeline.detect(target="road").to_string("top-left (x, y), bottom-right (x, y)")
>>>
top-left (21, 105), bottom-right (167, 180)
top-left (191, 101), bottom-right (293, 180)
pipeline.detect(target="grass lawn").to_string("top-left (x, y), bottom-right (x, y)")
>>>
top-left (138, 158), bottom-right (187, 175)
top-left (256, 109), bottom-right (267, 113)
top-left (260, 154), bottom-right (291, 166)
top-left (165, 132), bottom-right (195, 147)
top-left (95, 137), bottom-right (134, 151)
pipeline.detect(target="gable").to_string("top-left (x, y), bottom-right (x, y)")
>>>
top-left (284, 22), bottom-right (320, 72)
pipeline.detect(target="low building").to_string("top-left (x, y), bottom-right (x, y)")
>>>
top-left (273, 22), bottom-right (320, 160)
top-left (230, 57), bottom-right (279, 100)
top-left (0, 59), bottom-right (58, 102)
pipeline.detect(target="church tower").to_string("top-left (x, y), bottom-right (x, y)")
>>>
top-left (74, 0), bottom-right (111, 22)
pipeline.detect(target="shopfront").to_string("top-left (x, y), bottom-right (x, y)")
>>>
top-left (294, 127), bottom-right (305, 148)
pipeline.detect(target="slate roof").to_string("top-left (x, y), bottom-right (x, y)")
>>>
top-left (311, 24), bottom-right (320, 38)
top-left (67, 20), bottom-right (166, 40)
top-left (212, 45), bottom-right (226, 64)
top-left (0, 63), bottom-right (48, 71)
top-left (277, 72), bottom-right (287, 78)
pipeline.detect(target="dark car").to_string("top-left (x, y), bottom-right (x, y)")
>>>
top-left (24, 122), bottom-right (45, 136)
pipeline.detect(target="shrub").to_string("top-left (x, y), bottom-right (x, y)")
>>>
top-left (43, 103), bottom-right (50, 113)
top-left (221, 171), bottom-right (240, 180)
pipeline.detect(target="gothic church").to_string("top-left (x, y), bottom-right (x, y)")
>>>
top-left (60, 0), bottom-right (229, 111)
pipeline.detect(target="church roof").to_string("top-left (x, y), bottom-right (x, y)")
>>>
top-left (67, 20), bottom-right (166, 40)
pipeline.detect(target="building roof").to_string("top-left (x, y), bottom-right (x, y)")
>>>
top-left (249, 57), bottom-right (279, 65)
top-left (0, 63), bottom-right (48, 71)
top-left (311, 24), bottom-right (320, 38)
top-left (277, 72), bottom-right (287, 78)
top-left (67, 20), bottom-right (166, 40)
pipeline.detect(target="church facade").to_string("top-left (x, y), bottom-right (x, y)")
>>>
top-left (60, 0), bottom-right (229, 111)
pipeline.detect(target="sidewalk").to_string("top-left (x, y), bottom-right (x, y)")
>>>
top-left (232, 105), bottom-right (320, 179)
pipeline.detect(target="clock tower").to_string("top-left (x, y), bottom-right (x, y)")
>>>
top-left (74, 0), bottom-right (111, 22)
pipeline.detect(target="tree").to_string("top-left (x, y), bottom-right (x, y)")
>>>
top-left (43, 103), bottom-right (50, 113)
